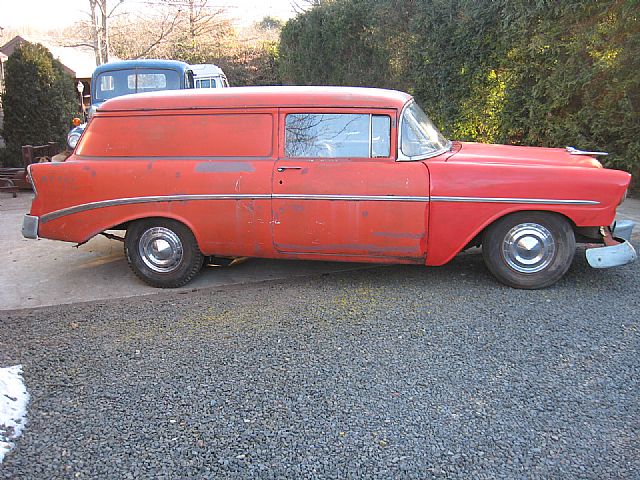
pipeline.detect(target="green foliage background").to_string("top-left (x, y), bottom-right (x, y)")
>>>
top-left (1, 42), bottom-right (78, 166)
top-left (279, 0), bottom-right (639, 175)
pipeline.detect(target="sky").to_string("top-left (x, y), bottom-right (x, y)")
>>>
top-left (0, 0), bottom-right (297, 30)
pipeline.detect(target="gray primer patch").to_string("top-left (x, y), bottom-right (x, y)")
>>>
top-left (195, 162), bottom-right (255, 173)
top-left (373, 231), bottom-right (424, 239)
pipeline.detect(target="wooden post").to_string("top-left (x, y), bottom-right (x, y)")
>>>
top-left (21, 145), bottom-right (34, 168)
top-left (47, 142), bottom-right (59, 157)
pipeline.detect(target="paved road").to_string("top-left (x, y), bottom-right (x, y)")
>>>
top-left (0, 193), bottom-right (373, 311)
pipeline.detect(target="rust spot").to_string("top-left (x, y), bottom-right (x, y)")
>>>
top-left (82, 166), bottom-right (97, 177)
top-left (274, 242), bottom-right (420, 255)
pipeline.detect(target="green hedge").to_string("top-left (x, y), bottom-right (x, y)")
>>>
top-left (1, 42), bottom-right (77, 166)
top-left (279, 0), bottom-right (639, 175)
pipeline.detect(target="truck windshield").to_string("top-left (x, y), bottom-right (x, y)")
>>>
top-left (400, 102), bottom-right (450, 158)
top-left (94, 69), bottom-right (181, 101)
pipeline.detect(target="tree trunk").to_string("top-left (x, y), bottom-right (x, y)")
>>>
top-left (89, 0), bottom-right (104, 64)
top-left (99, 0), bottom-right (109, 63)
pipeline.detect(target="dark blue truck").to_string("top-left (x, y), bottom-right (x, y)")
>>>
top-left (67, 59), bottom-right (195, 149)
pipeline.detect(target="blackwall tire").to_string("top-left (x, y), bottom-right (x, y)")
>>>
top-left (482, 212), bottom-right (576, 289)
top-left (125, 218), bottom-right (204, 288)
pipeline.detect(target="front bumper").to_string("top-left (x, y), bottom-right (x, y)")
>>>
top-left (22, 214), bottom-right (39, 239)
top-left (586, 220), bottom-right (636, 268)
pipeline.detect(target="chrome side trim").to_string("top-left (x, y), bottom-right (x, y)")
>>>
top-left (273, 194), bottom-right (431, 202)
top-left (26, 164), bottom-right (37, 196)
top-left (40, 194), bottom-right (272, 223)
top-left (40, 193), bottom-right (600, 224)
top-left (430, 196), bottom-right (599, 205)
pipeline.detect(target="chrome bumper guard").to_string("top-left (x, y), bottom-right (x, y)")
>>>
top-left (611, 219), bottom-right (634, 242)
top-left (22, 214), bottom-right (39, 239)
top-left (586, 220), bottom-right (636, 268)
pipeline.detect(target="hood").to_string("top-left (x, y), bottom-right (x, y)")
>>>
top-left (447, 142), bottom-right (603, 169)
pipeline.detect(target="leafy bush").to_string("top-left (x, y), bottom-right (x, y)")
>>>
top-left (1, 42), bottom-right (77, 166)
top-left (279, 0), bottom-right (639, 176)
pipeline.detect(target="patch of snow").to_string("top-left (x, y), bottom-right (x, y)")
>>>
top-left (0, 365), bottom-right (29, 463)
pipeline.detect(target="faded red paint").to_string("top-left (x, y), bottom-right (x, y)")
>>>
top-left (26, 86), bottom-right (631, 267)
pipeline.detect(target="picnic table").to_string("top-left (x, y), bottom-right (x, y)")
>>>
top-left (0, 143), bottom-right (60, 197)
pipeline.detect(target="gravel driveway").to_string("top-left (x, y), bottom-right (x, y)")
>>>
top-left (1, 245), bottom-right (638, 479)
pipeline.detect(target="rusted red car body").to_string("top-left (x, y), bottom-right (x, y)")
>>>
top-left (23, 87), bottom-right (635, 288)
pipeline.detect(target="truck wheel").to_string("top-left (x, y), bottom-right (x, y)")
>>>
top-left (482, 212), bottom-right (576, 289)
top-left (125, 219), bottom-right (203, 288)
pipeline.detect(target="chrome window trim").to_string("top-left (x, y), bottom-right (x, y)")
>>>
top-left (368, 113), bottom-right (373, 158)
top-left (40, 193), bottom-right (600, 224)
top-left (397, 100), bottom-right (452, 162)
top-left (284, 112), bottom-right (391, 159)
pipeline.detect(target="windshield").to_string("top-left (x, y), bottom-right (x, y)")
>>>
top-left (94, 68), bottom-right (181, 102)
top-left (400, 102), bottom-right (449, 158)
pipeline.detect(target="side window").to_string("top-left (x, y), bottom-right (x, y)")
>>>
top-left (285, 113), bottom-right (391, 158)
top-left (99, 74), bottom-right (115, 92)
top-left (372, 115), bottom-right (391, 158)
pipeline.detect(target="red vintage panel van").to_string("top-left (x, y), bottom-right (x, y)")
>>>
top-left (22, 87), bottom-right (636, 288)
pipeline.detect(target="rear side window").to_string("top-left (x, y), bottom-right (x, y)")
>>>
top-left (285, 113), bottom-right (391, 158)
top-left (77, 113), bottom-right (273, 157)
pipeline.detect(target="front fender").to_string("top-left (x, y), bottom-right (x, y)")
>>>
top-left (424, 161), bottom-right (631, 266)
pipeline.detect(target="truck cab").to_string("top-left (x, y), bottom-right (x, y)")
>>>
top-left (190, 64), bottom-right (229, 89)
top-left (67, 59), bottom-right (195, 149)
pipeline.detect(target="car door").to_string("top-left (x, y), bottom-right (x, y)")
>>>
top-left (272, 108), bottom-right (430, 261)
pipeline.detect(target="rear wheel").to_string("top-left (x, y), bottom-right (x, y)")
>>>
top-left (482, 212), bottom-right (576, 289)
top-left (125, 218), bottom-right (203, 288)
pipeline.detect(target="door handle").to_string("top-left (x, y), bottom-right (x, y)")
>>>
top-left (277, 166), bottom-right (302, 172)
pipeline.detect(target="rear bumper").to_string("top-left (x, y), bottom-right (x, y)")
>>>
top-left (22, 214), bottom-right (39, 239)
top-left (586, 220), bottom-right (636, 268)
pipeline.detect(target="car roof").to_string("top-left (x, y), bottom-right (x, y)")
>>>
top-left (190, 64), bottom-right (225, 75)
top-left (97, 86), bottom-right (413, 112)
top-left (93, 59), bottom-right (192, 75)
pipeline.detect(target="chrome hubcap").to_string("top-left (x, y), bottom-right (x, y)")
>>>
top-left (138, 227), bottom-right (183, 273)
top-left (503, 223), bottom-right (555, 273)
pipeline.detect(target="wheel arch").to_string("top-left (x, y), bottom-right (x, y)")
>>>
top-left (89, 213), bottom-right (204, 250)
top-left (426, 205), bottom-right (580, 266)
top-left (469, 210), bottom-right (578, 250)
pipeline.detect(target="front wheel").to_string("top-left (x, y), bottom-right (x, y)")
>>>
top-left (482, 212), bottom-right (576, 289)
top-left (125, 218), bottom-right (203, 288)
